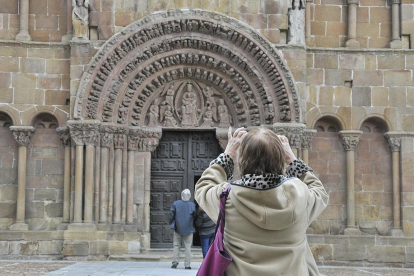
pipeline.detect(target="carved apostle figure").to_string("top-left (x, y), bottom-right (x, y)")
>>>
top-left (72, 0), bottom-right (89, 41)
top-left (161, 84), bottom-right (175, 111)
top-left (218, 99), bottom-right (231, 128)
top-left (201, 107), bottom-right (214, 128)
top-left (203, 86), bottom-right (218, 121)
top-left (181, 84), bottom-right (199, 127)
top-left (148, 104), bottom-right (159, 127)
top-left (163, 106), bottom-right (177, 127)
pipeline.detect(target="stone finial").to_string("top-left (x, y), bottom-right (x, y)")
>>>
top-left (384, 132), bottom-right (406, 152)
top-left (10, 126), bottom-right (35, 147)
top-left (338, 130), bottom-right (363, 151)
top-left (301, 129), bottom-right (317, 149)
top-left (273, 123), bottom-right (307, 149)
top-left (56, 127), bottom-right (71, 146)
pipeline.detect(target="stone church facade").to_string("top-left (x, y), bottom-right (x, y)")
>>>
top-left (0, 0), bottom-right (414, 266)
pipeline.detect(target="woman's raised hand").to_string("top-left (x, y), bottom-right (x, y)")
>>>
top-left (224, 127), bottom-right (248, 160)
top-left (277, 135), bottom-right (297, 165)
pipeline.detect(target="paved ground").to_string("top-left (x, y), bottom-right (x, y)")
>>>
top-left (1, 261), bottom-right (414, 275)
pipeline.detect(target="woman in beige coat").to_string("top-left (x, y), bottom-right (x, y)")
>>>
top-left (195, 127), bottom-right (329, 276)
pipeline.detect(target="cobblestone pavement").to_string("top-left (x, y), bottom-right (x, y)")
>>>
top-left (1, 261), bottom-right (414, 275)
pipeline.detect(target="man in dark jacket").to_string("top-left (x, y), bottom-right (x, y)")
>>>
top-left (169, 189), bottom-right (196, 269)
top-left (195, 206), bottom-right (216, 258)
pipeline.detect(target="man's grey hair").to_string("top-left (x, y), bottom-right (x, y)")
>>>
top-left (181, 189), bottom-right (191, 201)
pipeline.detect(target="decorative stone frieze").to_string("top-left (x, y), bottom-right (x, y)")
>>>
top-left (57, 127), bottom-right (71, 146)
top-left (273, 123), bottom-right (307, 148)
top-left (338, 130), bottom-right (363, 151)
top-left (301, 129), bottom-right (317, 149)
top-left (10, 126), bottom-right (35, 147)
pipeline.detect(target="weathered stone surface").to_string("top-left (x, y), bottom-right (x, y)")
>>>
top-left (90, 241), bottom-right (109, 255)
top-left (352, 87), bottom-right (371, 107)
top-left (333, 245), bottom-right (366, 261)
top-left (63, 242), bottom-right (89, 256)
top-left (109, 241), bottom-right (128, 255)
top-left (34, 189), bottom-right (56, 201)
top-left (367, 246), bottom-right (406, 263)
top-left (45, 203), bottom-right (63, 217)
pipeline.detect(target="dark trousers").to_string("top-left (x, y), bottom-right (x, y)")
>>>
top-left (200, 233), bottom-right (215, 258)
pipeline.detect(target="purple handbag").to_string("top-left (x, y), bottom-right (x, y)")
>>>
top-left (197, 186), bottom-right (233, 276)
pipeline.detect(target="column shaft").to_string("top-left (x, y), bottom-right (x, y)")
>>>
top-left (94, 145), bottom-right (101, 223)
top-left (63, 146), bottom-right (71, 222)
top-left (127, 150), bottom-right (134, 224)
top-left (74, 145), bottom-right (84, 223)
top-left (16, 146), bottom-right (27, 222)
top-left (100, 147), bottom-right (109, 223)
top-left (345, 1), bottom-right (360, 47)
top-left (70, 145), bottom-right (75, 222)
top-left (108, 146), bottom-right (114, 223)
top-left (390, 1), bottom-right (402, 48)
top-left (305, 2), bottom-right (311, 37)
top-left (113, 148), bottom-right (122, 223)
top-left (16, 0), bottom-right (31, 41)
top-left (346, 150), bottom-right (356, 228)
top-left (302, 148), bottom-right (309, 164)
top-left (84, 145), bottom-right (94, 223)
top-left (122, 148), bottom-right (127, 222)
top-left (291, 148), bottom-right (298, 158)
top-left (392, 151), bottom-right (401, 228)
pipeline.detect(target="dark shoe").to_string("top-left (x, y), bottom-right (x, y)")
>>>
top-left (185, 267), bottom-right (191, 270)
top-left (171, 263), bottom-right (178, 269)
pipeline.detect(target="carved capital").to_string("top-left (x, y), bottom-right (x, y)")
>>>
top-left (100, 123), bottom-right (117, 148)
top-left (136, 127), bottom-right (162, 152)
top-left (10, 126), bottom-right (35, 147)
top-left (347, 0), bottom-right (359, 4)
top-left (67, 120), bottom-right (100, 146)
top-left (128, 129), bottom-right (140, 151)
top-left (301, 129), bottom-right (317, 149)
top-left (273, 123), bottom-right (306, 149)
top-left (56, 127), bottom-right (71, 146)
top-left (392, 0), bottom-right (401, 4)
top-left (338, 130), bottom-right (363, 151)
top-left (385, 132), bottom-right (406, 152)
top-left (114, 134), bottom-right (126, 149)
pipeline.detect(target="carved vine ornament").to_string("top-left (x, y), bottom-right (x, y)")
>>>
top-left (74, 10), bottom-right (300, 128)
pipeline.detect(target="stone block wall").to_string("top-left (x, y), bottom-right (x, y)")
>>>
top-left (0, 0), bottom-right (67, 42)
top-left (305, 50), bottom-right (414, 131)
top-left (402, 0), bottom-right (414, 48)
top-left (0, 42), bottom-right (70, 123)
top-left (401, 137), bottom-right (414, 236)
top-left (0, 127), bottom-right (17, 231)
top-left (309, 132), bottom-right (347, 234)
top-left (310, 0), bottom-right (394, 48)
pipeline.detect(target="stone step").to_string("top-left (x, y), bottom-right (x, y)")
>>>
top-left (108, 248), bottom-right (203, 262)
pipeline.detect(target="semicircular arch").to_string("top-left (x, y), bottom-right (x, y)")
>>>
top-left (74, 9), bottom-right (301, 128)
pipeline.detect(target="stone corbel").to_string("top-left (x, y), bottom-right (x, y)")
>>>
top-left (10, 126), bottom-right (35, 147)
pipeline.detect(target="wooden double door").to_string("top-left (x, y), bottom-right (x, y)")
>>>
top-left (150, 131), bottom-right (221, 247)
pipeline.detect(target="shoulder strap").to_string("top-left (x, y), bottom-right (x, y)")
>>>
top-left (214, 185), bottom-right (231, 251)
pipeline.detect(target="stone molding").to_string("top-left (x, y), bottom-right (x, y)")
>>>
top-left (273, 123), bottom-right (307, 148)
top-left (384, 132), bottom-right (406, 152)
top-left (73, 9), bottom-right (301, 126)
top-left (338, 130), bottom-right (363, 151)
top-left (10, 126), bottom-right (35, 147)
top-left (302, 129), bottom-right (317, 149)
top-left (67, 120), bottom-right (100, 146)
top-left (56, 127), bottom-right (71, 146)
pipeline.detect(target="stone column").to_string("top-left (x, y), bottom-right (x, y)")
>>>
top-left (9, 126), bottom-right (34, 231)
top-left (301, 129), bottom-right (316, 164)
top-left (83, 130), bottom-right (98, 224)
top-left (98, 125), bottom-right (115, 229)
top-left (70, 130), bottom-right (84, 224)
top-left (126, 130), bottom-right (139, 231)
top-left (94, 137), bottom-right (100, 223)
top-left (62, 0), bottom-right (73, 42)
top-left (339, 130), bottom-right (362, 235)
top-left (305, 0), bottom-right (315, 46)
top-left (113, 131), bottom-right (126, 227)
top-left (385, 132), bottom-right (404, 236)
top-left (15, 0), bottom-right (31, 41)
top-left (345, 0), bottom-right (360, 48)
top-left (57, 127), bottom-right (71, 227)
top-left (390, 0), bottom-right (402, 48)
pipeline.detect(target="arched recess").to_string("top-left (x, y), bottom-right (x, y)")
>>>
top-left (74, 9), bottom-right (301, 128)
top-left (309, 115), bottom-right (346, 235)
top-left (355, 116), bottom-right (392, 235)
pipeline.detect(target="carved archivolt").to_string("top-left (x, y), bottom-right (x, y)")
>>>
top-left (74, 10), bottom-right (301, 127)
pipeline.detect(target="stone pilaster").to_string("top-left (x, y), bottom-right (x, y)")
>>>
top-left (57, 127), bottom-right (71, 228)
top-left (385, 132), bottom-right (405, 236)
top-left (390, 0), bottom-right (402, 48)
top-left (9, 126), bottom-right (35, 231)
top-left (273, 123), bottom-right (307, 159)
top-left (15, 0), bottom-right (31, 41)
top-left (345, 0), bottom-right (360, 48)
top-left (339, 130), bottom-right (362, 235)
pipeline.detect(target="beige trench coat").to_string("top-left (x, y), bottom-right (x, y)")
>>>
top-left (195, 163), bottom-right (329, 276)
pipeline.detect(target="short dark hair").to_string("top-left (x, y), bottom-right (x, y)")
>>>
top-left (238, 128), bottom-right (285, 176)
